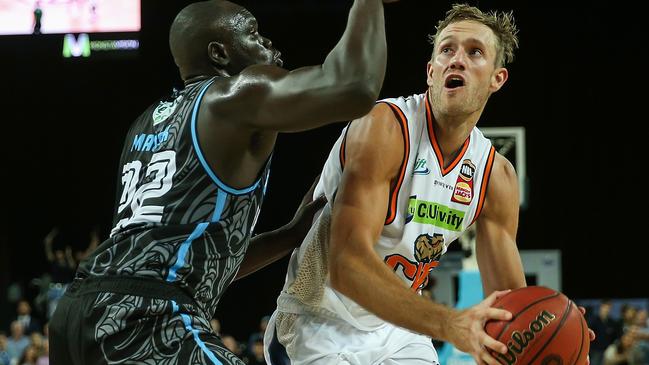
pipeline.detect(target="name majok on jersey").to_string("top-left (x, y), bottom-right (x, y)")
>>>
top-left (451, 159), bottom-right (476, 205)
top-left (131, 125), bottom-right (171, 152)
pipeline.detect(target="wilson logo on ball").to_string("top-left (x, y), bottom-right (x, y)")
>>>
top-left (498, 310), bottom-right (557, 365)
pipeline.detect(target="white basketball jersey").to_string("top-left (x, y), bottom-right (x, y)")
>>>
top-left (276, 92), bottom-right (496, 331)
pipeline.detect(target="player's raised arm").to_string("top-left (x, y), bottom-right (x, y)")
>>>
top-left (204, 0), bottom-right (391, 132)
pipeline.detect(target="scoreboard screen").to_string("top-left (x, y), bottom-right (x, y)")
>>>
top-left (0, 0), bottom-right (140, 35)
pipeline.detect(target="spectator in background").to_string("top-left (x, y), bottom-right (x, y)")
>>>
top-left (604, 327), bottom-right (637, 365)
top-left (628, 308), bottom-right (649, 365)
top-left (43, 227), bottom-right (76, 318)
top-left (28, 334), bottom-right (42, 354)
top-left (0, 332), bottom-right (11, 365)
top-left (6, 321), bottom-right (29, 364)
top-left (590, 299), bottom-right (624, 365)
top-left (210, 318), bottom-right (221, 336)
top-left (43, 228), bottom-right (76, 282)
top-left (629, 340), bottom-right (649, 365)
top-left (72, 227), bottom-right (100, 264)
top-left (633, 309), bottom-right (648, 331)
top-left (14, 300), bottom-right (41, 335)
top-left (221, 335), bottom-right (245, 361)
top-left (247, 315), bottom-right (269, 355)
top-left (40, 323), bottom-right (47, 341)
top-left (18, 345), bottom-right (38, 365)
top-left (621, 304), bottom-right (638, 331)
top-left (246, 333), bottom-right (265, 365)
top-left (36, 339), bottom-right (48, 365)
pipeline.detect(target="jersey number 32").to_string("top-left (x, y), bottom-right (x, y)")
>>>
top-left (111, 150), bottom-right (176, 235)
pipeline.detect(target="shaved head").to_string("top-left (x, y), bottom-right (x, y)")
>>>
top-left (169, 0), bottom-right (244, 79)
top-left (169, 0), bottom-right (280, 81)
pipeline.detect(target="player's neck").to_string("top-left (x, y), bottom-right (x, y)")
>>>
top-left (184, 75), bottom-right (213, 86)
top-left (432, 114), bottom-right (478, 167)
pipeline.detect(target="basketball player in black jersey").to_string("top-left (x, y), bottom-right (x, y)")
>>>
top-left (49, 0), bottom-right (398, 364)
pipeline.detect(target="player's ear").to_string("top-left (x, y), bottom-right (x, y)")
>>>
top-left (489, 67), bottom-right (508, 92)
top-left (208, 41), bottom-right (229, 68)
top-left (426, 61), bottom-right (434, 87)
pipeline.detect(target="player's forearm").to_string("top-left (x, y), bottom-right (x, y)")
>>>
top-left (476, 234), bottom-right (526, 295)
top-left (482, 262), bottom-right (526, 296)
top-left (235, 229), bottom-right (296, 280)
top-left (323, 0), bottom-right (387, 106)
top-left (329, 239), bottom-right (455, 341)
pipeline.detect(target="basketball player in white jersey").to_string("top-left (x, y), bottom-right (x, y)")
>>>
top-left (265, 5), bottom-right (526, 365)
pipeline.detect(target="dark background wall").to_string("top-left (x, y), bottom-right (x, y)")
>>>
top-left (0, 0), bottom-right (645, 340)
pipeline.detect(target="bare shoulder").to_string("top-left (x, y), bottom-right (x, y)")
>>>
top-left (348, 103), bottom-right (403, 143)
top-left (201, 65), bottom-right (288, 120)
top-left (345, 103), bottom-right (404, 174)
top-left (491, 153), bottom-right (518, 187)
top-left (347, 103), bottom-right (403, 155)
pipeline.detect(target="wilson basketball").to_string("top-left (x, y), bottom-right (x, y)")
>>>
top-left (484, 286), bottom-right (589, 365)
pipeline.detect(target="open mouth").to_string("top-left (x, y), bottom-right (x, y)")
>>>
top-left (445, 75), bottom-right (465, 89)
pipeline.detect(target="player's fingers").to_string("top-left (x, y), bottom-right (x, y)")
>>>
top-left (300, 174), bottom-right (321, 206)
top-left (482, 333), bottom-right (508, 355)
top-left (479, 348), bottom-right (505, 365)
top-left (482, 289), bottom-right (511, 307)
top-left (576, 305), bottom-right (596, 341)
top-left (303, 195), bottom-right (327, 213)
top-left (472, 354), bottom-right (486, 365)
top-left (485, 307), bottom-right (512, 321)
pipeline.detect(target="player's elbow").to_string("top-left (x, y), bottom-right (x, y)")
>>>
top-left (333, 82), bottom-right (379, 120)
top-left (351, 84), bottom-right (380, 115)
top-left (328, 252), bottom-right (358, 296)
top-left (328, 254), bottom-right (347, 293)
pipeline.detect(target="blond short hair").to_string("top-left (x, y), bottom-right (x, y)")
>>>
top-left (428, 4), bottom-right (519, 67)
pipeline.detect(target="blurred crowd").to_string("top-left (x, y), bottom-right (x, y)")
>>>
top-left (588, 299), bottom-right (649, 365)
top-left (2, 227), bottom-right (648, 365)
top-left (0, 227), bottom-right (269, 365)
top-left (0, 298), bottom-right (269, 365)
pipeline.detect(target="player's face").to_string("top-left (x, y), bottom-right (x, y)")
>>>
top-left (226, 10), bottom-right (283, 73)
top-left (427, 20), bottom-right (507, 117)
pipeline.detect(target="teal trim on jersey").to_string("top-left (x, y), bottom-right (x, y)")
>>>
top-left (166, 222), bottom-right (210, 282)
top-left (191, 79), bottom-right (261, 195)
top-left (180, 313), bottom-right (223, 365)
top-left (262, 160), bottom-right (272, 195)
top-left (211, 189), bottom-right (227, 222)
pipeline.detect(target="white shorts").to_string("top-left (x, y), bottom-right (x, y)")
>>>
top-left (264, 310), bottom-right (439, 365)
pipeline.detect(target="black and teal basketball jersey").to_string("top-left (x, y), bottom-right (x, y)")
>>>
top-left (77, 77), bottom-right (271, 319)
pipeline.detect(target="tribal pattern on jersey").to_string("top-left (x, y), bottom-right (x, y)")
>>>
top-left (92, 293), bottom-right (244, 365)
top-left (77, 78), bottom-right (271, 320)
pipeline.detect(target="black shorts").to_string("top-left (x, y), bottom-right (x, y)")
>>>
top-left (49, 276), bottom-right (244, 365)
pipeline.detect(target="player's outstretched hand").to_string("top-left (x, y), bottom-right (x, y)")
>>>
top-left (446, 290), bottom-right (513, 365)
top-left (284, 177), bottom-right (326, 245)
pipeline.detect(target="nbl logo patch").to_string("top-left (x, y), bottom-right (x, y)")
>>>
top-left (451, 159), bottom-right (476, 205)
